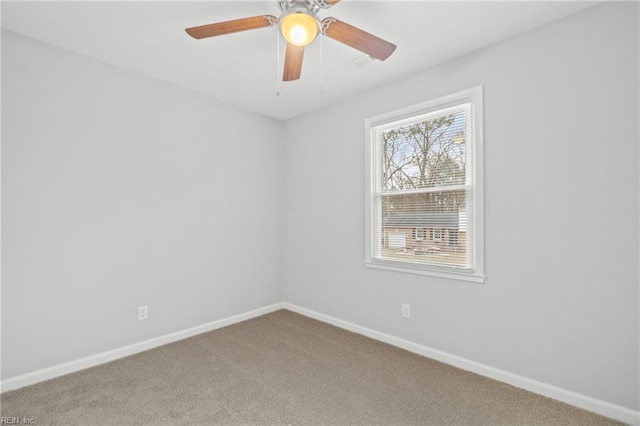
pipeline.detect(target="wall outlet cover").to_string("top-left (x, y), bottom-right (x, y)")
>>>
top-left (402, 304), bottom-right (410, 319)
top-left (138, 305), bottom-right (148, 321)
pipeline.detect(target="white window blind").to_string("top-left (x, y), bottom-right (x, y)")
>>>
top-left (365, 87), bottom-right (484, 282)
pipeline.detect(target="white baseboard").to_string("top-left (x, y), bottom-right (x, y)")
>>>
top-left (1, 303), bottom-right (284, 393)
top-left (282, 303), bottom-right (640, 426)
top-left (3, 302), bottom-right (638, 425)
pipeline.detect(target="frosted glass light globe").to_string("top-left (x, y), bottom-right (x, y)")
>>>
top-left (280, 12), bottom-right (318, 47)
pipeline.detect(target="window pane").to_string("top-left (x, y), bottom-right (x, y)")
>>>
top-left (380, 191), bottom-right (468, 267)
top-left (381, 110), bottom-right (466, 191)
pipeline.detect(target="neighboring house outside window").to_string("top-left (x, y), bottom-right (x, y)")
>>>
top-left (365, 87), bottom-right (485, 282)
top-left (449, 229), bottom-right (459, 247)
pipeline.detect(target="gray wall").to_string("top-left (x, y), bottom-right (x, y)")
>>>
top-left (1, 30), bottom-right (284, 379)
top-left (282, 1), bottom-right (639, 410)
top-left (2, 0), bottom-right (638, 414)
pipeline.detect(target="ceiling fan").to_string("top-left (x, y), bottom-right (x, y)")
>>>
top-left (185, 0), bottom-right (396, 82)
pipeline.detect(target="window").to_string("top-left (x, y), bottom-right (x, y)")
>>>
top-left (449, 229), bottom-right (459, 247)
top-left (364, 87), bottom-right (484, 282)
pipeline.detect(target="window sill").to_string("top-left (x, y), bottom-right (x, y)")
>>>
top-left (365, 260), bottom-right (485, 283)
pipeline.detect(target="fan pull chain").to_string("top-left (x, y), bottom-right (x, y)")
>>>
top-left (276, 28), bottom-right (281, 97)
top-left (319, 34), bottom-right (325, 95)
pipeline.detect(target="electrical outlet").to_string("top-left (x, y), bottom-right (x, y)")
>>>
top-left (402, 304), bottom-right (410, 319)
top-left (138, 305), bottom-right (148, 321)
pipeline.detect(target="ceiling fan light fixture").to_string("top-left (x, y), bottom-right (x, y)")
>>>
top-left (280, 12), bottom-right (319, 47)
top-left (185, 0), bottom-right (396, 83)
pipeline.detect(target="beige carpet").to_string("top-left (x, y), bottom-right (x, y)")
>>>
top-left (1, 310), bottom-right (621, 425)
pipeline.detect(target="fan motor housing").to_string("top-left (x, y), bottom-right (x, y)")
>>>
top-left (277, 0), bottom-right (332, 15)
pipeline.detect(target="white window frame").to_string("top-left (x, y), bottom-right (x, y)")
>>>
top-left (415, 227), bottom-right (425, 241)
top-left (431, 228), bottom-right (443, 242)
top-left (364, 86), bottom-right (485, 283)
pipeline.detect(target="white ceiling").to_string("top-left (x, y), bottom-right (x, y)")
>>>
top-left (2, 1), bottom-right (599, 121)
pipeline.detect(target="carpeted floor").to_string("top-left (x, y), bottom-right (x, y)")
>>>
top-left (1, 309), bottom-right (622, 425)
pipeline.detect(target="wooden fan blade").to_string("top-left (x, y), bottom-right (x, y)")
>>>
top-left (322, 17), bottom-right (396, 61)
top-left (186, 15), bottom-right (277, 39)
top-left (283, 43), bottom-right (305, 81)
